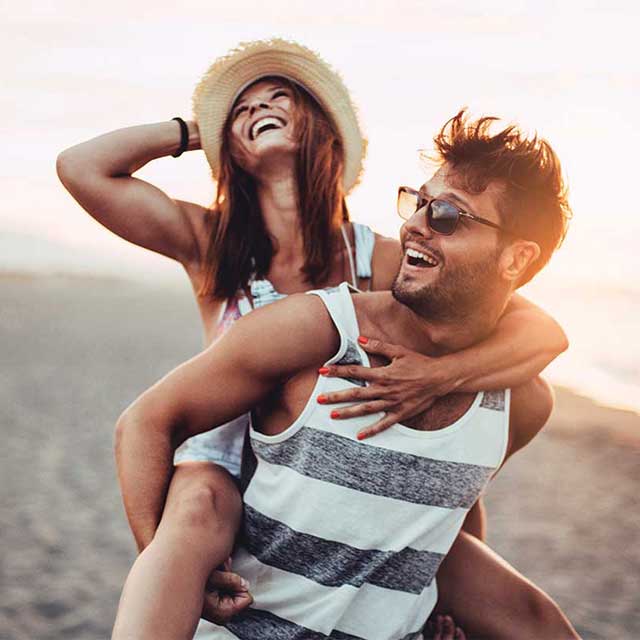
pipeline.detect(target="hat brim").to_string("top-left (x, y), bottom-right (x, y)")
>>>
top-left (192, 39), bottom-right (367, 194)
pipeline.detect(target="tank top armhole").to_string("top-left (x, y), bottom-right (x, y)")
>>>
top-left (494, 388), bottom-right (512, 472)
top-left (308, 283), bottom-right (370, 367)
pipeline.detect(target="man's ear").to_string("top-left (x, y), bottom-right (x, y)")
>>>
top-left (499, 240), bottom-right (541, 284)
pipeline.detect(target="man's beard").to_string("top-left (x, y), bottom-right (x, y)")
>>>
top-left (391, 250), bottom-right (501, 322)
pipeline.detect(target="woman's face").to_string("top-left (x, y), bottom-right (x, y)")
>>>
top-left (227, 78), bottom-right (300, 174)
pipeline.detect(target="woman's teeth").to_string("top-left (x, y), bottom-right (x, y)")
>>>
top-left (250, 117), bottom-right (283, 140)
top-left (406, 247), bottom-right (437, 267)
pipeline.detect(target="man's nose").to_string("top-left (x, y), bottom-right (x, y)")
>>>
top-left (249, 100), bottom-right (270, 116)
top-left (403, 205), bottom-right (434, 239)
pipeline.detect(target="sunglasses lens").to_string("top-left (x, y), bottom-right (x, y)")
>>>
top-left (429, 199), bottom-right (459, 234)
top-left (397, 189), bottom-right (419, 220)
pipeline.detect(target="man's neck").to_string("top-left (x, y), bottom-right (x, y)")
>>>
top-left (362, 292), bottom-right (508, 357)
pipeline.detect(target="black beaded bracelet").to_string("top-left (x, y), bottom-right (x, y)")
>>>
top-left (171, 117), bottom-right (189, 158)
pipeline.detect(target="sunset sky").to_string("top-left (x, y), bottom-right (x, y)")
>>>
top-left (3, 1), bottom-right (639, 409)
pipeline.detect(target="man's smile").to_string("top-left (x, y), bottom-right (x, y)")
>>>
top-left (402, 242), bottom-right (442, 271)
top-left (405, 247), bottom-right (438, 268)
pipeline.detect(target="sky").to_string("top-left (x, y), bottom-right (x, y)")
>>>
top-left (2, 0), bottom-right (639, 409)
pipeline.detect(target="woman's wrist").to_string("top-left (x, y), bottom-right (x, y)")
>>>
top-left (170, 119), bottom-right (202, 157)
top-left (186, 120), bottom-right (201, 151)
top-left (429, 353), bottom-right (467, 396)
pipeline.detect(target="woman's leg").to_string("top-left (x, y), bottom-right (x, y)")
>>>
top-left (432, 531), bottom-right (580, 639)
top-left (112, 462), bottom-right (249, 640)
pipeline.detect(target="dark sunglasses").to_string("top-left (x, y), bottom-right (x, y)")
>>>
top-left (397, 186), bottom-right (511, 236)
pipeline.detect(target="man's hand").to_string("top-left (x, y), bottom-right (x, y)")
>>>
top-left (201, 567), bottom-right (253, 625)
top-left (424, 614), bottom-right (467, 640)
top-left (317, 337), bottom-right (452, 440)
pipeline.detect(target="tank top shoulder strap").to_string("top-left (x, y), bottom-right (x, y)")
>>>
top-left (352, 222), bottom-right (375, 278)
top-left (306, 282), bottom-right (370, 367)
top-left (352, 222), bottom-right (375, 290)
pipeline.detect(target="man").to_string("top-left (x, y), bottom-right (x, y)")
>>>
top-left (113, 111), bottom-right (578, 640)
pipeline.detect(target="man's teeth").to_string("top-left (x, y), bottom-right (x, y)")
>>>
top-left (406, 248), bottom-right (437, 266)
top-left (250, 117), bottom-right (283, 140)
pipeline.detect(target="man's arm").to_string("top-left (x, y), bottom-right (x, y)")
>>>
top-left (503, 376), bottom-right (555, 466)
top-left (461, 498), bottom-right (487, 541)
top-left (114, 293), bottom-right (337, 550)
top-left (461, 376), bottom-right (554, 543)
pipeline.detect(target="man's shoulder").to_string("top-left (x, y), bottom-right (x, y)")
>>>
top-left (507, 377), bottom-right (554, 456)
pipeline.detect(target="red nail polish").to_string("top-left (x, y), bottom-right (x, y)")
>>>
top-left (358, 336), bottom-right (368, 345)
top-left (357, 432), bottom-right (366, 440)
top-left (330, 410), bottom-right (340, 419)
top-left (317, 395), bottom-right (327, 404)
top-left (318, 367), bottom-right (330, 375)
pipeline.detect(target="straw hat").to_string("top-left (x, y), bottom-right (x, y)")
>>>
top-left (192, 38), bottom-right (367, 194)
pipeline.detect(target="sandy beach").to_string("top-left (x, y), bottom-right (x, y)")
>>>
top-left (1, 275), bottom-right (638, 640)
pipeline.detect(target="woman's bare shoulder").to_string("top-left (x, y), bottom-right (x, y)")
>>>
top-left (370, 233), bottom-right (402, 291)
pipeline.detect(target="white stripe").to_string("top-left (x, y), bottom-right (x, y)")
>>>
top-left (252, 375), bottom-right (506, 469)
top-left (230, 548), bottom-right (436, 640)
top-left (244, 458), bottom-right (467, 555)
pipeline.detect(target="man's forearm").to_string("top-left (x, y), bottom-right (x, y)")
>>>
top-left (114, 405), bottom-right (178, 551)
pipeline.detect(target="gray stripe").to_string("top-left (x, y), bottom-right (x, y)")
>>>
top-left (226, 607), bottom-right (422, 640)
top-left (335, 339), bottom-right (366, 387)
top-left (243, 505), bottom-right (442, 594)
top-left (480, 390), bottom-right (506, 411)
top-left (252, 427), bottom-right (493, 509)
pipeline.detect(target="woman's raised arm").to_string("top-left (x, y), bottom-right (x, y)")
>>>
top-left (56, 120), bottom-right (205, 268)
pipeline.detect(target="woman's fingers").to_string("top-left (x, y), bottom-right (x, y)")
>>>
top-left (357, 336), bottom-right (404, 359)
top-left (317, 385), bottom-right (381, 406)
top-left (319, 363), bottom-right (380, 382)
top-left (356, 414), bottom-right (398, 440)
top-left (328, 400), bottom-right (389, 421)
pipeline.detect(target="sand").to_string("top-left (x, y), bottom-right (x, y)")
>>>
top-left (1, 275), bottom-right (638, 640)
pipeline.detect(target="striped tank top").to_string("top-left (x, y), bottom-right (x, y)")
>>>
top-left (196, 282), bottom-right (511, 640)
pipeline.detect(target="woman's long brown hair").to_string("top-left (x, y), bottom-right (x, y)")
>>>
top-left (199, 77), bottom-right (349, 300)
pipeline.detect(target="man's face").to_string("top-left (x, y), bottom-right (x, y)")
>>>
top-left (392, 165), bottom-right (507, 320)
top-left (227, 78), bottom-right (299, 174)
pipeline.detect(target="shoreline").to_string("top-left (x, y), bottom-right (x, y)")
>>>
top-left (3, 269), bottom-right (638, 420)
top-left (550, 385), bottom-right (640, 447)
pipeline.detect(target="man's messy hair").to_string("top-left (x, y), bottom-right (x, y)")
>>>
top-left (431, 109), bottom-right (572, 286)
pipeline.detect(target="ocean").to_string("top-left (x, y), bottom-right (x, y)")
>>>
top-left (2, 229), bottom-right (638, 415)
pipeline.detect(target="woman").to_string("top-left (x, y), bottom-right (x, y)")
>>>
top-left (57, 40), bottom-right (573, 640)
